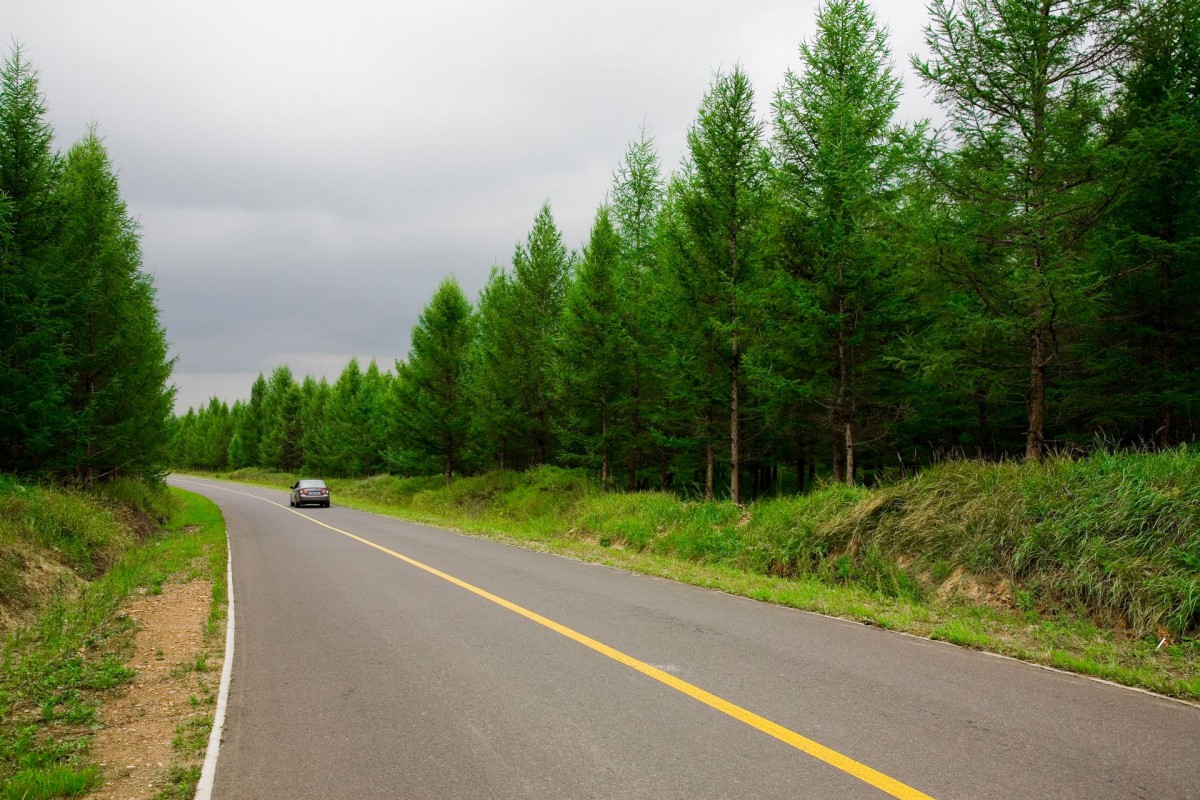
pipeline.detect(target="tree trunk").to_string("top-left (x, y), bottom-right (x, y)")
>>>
top-left (845, 420), bottom-right (855, 487)
top-left (705, 438), bottom-right (715, 501)
top-left (975, 388), bottom-right (990, 459)
top-left (1026, 325), bottom-right (1047, 461)
top-left (601, 403), bottom-right (610, 486)
top-left (627, 381), bottom-right (640, 490)
top-left (730, 328), bottom-right (742, 504)
top-left (796, 455), bottom-right (806, 494)
top-left (831, 426), bottom-right (845, 484)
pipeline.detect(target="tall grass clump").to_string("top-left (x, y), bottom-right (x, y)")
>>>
top-left (823, 448), bottom-right (1200, 635)
top-left (0, 478), bottom-right (133, 580)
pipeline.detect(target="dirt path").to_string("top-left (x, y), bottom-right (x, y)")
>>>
top-left (88, 580), bottom-right (220, 799)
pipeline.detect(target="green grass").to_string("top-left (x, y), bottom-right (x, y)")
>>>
top-left (205, 450), bottom-right (1200, 700)
top-left (0, 480), bottom-right (227, 796)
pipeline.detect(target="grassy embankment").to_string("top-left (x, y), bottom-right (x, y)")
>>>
top-left (213, 448), bottom-right (1199, 700)
top-left (0, 477), bottom-right (227, 800)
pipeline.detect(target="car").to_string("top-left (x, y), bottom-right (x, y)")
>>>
top-left (290, 479), bottom-right (331, 508)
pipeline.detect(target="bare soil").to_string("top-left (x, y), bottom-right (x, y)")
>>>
top-left (88, 580), bottom-right (219, 799)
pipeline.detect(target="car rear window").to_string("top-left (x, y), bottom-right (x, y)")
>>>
top-left (298, 480), bottom-right (327, 488)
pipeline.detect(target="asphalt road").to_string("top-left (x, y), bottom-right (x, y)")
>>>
top-left (169, 476), bottom-right (1200, 800)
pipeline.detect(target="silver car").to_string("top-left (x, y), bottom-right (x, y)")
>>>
top-left (290, 479), bottom-right (330, 508)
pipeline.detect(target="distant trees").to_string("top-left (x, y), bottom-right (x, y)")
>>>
top-left (0, 45), bottom-right (174, 482)
top-left (171, 0), bottom-right (1198, 497)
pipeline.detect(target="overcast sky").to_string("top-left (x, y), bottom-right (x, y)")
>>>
top-left (8, 0), bottom-right (939, 413)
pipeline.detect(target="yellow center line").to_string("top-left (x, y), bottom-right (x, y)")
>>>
top-left (178, 478), bottom-right (936, 800)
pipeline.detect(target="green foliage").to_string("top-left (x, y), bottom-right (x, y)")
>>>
top-left (0, 45), bottom-right (174, 483)
top-left (659, 66), bottom-right (770, 502)
top-left (767, 0), bottom-right (916, 484)
top-left (914, 0), bottom-right (1132, 460)
top-left (0, 44), bottom-right (68, 474)
top-left (391, 278), bottom-right (475, 482)
top-left (470, 205), bottom-right (571, 470)
top-left (556, 208), bottom-right (630, 484)
top-left (55, 128), bottom-right (175, 482)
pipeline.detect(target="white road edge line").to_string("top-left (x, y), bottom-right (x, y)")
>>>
top-left (194, 536), bottom-right (235, 800)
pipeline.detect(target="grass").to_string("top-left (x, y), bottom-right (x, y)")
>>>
top-left (205, 449), bottom-right (1200, 701)
top-left (0, 480), bottom-right (227, 797)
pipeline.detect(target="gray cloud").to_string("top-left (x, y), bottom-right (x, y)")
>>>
top-left (8, 0), bottom-right (940, 413)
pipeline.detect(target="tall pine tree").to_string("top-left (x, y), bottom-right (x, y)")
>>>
top-left (392, 277), bottom-right (476, 483)
top-left (662, 67), bottom-right (770, 502)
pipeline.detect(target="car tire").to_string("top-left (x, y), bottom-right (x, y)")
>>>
top-left (289, 498), bottom-right (294, 507)
top-left (325, 502), bottom-right (331, 508)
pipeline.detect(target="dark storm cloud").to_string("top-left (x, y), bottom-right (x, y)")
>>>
top-left (7, 0), bottom-right (937, 412)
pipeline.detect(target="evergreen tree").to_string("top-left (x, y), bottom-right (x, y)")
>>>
top-left (1089, 0), bottom-right (1200, 445)
top-left (915, 0), bottom-right (1133, 460)
top-left (0, 45), bottom-right (66, 473)
top-left (769, 0), bottom-right (915, 484)
top-left (391, 277), bottom-right (475, 483)
top-left (298, 375), bottom-right (329, 473)
top-left (662, 67), bottom-right (770, 502)
top-left (470, 204), bottom-right (571, 468)
top-left (259, 366), bottom-right (301, 471)
top-left (469, 267), bottom-right (524, 469)
top-left (238, 373), bottom-right (268, 467)
top-left (56, 127), bottom-right (175, 481)
top-left (557, 208), bottom-right (629, 484)
top-left (611, 130), bottom-right (666, 489)
top-left (320, 358), bottom-right (370, 476)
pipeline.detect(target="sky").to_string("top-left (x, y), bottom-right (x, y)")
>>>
top-left (7, 0), bottom-right (940, 413)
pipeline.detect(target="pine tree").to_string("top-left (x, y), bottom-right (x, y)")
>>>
top-left (469, 267), bottom-right (524, 470)
top-left (391, 277), bottom-right (475, 483)
top-left (611, 130), bottom-right (666, 489)
top-left (769, 0), bottom-right (915, 484)
top-left (557, 208), bottom-right (629, 484)
top-left (915, 0), bottom-right (1133, 460)
top-left (298, 375), bottom-right (328, 473)
top-left (320, 358), bottom-right (371, 476)
top-left (259, 366), bottom-right (301, 472)
top-left (56, 127), bottom-right (174, 481)
top-left (470, 204), bottom-right (571, 468)
top-left (1089, 0), bottom-right (1200, 445)
top-left (0, 44), bottom-right (66, 473)
top-left (663, 67), bottom-right (770, 502)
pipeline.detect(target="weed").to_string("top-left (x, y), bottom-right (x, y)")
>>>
top-left (932, 620), bottom-right (993, 649)
top-left (3, 765), bottom-right (100, 800)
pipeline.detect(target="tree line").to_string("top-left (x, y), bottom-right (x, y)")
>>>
top-left (0, 46), bottom-right (174, 483)
top-left (172, 0), bottom-right (1199, 502)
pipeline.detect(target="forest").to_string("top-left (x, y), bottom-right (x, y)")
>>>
top-left (173, 0), bottom-right (1199, 501)
top-left (0, 47), bottom-right (174, 484)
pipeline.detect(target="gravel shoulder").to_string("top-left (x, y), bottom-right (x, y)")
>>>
top-left (88, 580), bottom-right (220, 799)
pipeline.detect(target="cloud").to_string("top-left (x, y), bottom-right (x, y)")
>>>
top-left (6, 0), bottom-right (940, 413)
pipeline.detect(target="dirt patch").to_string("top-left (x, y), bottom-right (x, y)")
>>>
top-left (935, 567), bottom-right (1014, 610)
top-left (0, 545), bottom-right (85, 633)
top-left (88, 580), bottom-right (219, 800)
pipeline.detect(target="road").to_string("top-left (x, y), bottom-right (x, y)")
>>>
top-left (169, 476), bottom-right (1200, 799)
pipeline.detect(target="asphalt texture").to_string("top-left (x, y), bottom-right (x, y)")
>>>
top-left (169, 476), bottom-right (1200, 800)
